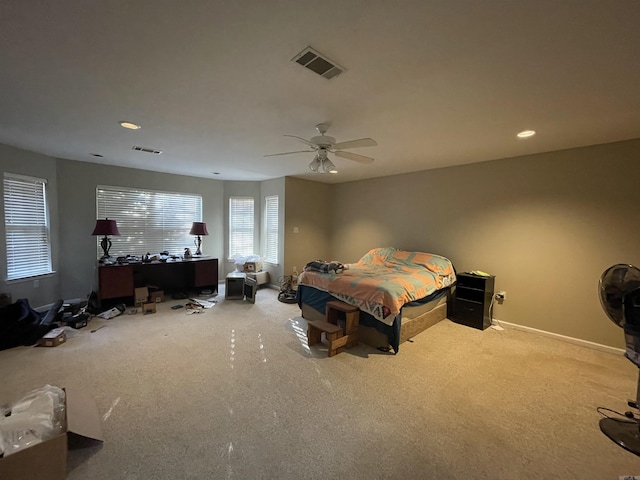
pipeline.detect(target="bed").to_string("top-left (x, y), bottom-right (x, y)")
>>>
top-left (296, 247), bottom-right (456, 353)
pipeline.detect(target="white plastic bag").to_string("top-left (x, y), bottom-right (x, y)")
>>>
top-left (0, 384), bottom-right (66, 456)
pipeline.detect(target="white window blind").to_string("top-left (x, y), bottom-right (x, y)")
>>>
top-left (97, 186), bottom-right (202, 258)
top-left (229, 197), bottom-right (254, 258)
top-left (264, 195), bottom-right (279, 264)
top-left (4, 173), bottom-right (52, 280)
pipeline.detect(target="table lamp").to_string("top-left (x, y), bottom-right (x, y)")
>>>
top-left (189, 222), bottom-right (209, 256)
top-left (92, 218), bottom-right (120, 261)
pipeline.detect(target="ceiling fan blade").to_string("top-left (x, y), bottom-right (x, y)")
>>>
top-left (264, 150), bottom-right (314, 157)
top-left (332, 138), bottom-right (377, 150)
top-left (283, 135), bottom-right (318, 148)
top-left (334, 150), bottom-right (375, 164)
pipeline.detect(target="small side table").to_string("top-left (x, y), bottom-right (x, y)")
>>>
top-left (225, 272), bottom-right (246, 300)
top-left (452, 273), bottom-right (495, 330)
top-left (225, 272), bottom-right (257, 303)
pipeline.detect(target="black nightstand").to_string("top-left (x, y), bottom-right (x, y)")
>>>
top-left (452, 273), bottom-right (495, 330)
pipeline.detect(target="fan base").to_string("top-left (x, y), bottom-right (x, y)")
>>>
top-left (600, 417), bottom-right (640, 456)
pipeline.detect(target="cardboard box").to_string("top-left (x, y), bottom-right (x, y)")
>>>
top-left (37, 328), bottom-right (67, 347)
top-left (143, 302), bottom-right (157, 314)
top-left (0, 388), bottom-right (104, 480)
top-left (134, 287), bottom-right (149, 306)
top-left (246, 270), bottom-right (269, 286)
top-left (150, 290), bottom-right (165, 303)
top-left (243, 261), bottom-right (263, 273)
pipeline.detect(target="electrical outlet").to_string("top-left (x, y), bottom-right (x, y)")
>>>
top-left (495, 291), bottom-right (506, 302)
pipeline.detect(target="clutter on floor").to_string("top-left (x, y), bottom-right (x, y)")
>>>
top-left (0, 385), bottom-right (67, 458)
top-left (36, 327), bottom-right (67, 347)
top-left (0, 298), bottom-right (63, 351)
top-left (185, 297), bottom-right (218, 314)
top-left (0, 384), bottom-right (104, 480)
top-left (96, 304), bottom-right (125, 320)
top-left (277, 275), bottom-right (297, 304)
top-left (0, 286), bottom-right (218, 353)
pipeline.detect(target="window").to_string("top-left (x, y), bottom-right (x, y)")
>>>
top-left (97, 186), bottom-right (202, 258)
top-left (229, 197), bottom-right (254, 258)
top-left (4, 173), bottom-right (52, 280)
top-left (263, 195), bottom-right (279, 264)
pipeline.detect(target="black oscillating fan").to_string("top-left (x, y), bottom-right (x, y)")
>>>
top-left (599, 263), bottom-right (640, 456)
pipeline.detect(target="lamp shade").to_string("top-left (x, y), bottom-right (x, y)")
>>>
top-left (92, 219), bottom-right (120, 236)
top-left (323, 158), bottom-right (338, 174)
top-left (189, 222), bottom-right (209, 236)
top-left (308, 155), bottom-right (321, 172)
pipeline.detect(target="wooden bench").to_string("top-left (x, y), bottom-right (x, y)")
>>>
top-left (326, 300), bottom-right (360, 348)
top-left (307, 320), bottom-right (348, 357)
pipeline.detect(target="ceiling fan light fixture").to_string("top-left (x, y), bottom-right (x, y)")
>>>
top-left (266, 124), bottom-right (375, 174)
top-left (322, 158), bottom-right (338, 174)
top-left (309, 156), bottom-right (321, 172)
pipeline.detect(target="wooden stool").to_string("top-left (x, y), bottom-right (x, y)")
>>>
top-left (326, 300), bottom-right (360, 348)
top-left (307, 320), bottom-right (348, 357)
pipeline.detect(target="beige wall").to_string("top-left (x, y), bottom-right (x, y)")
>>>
top-left (327, 139), bottom-right (640, 348)
top-left (284, 177), bottom-right (332, 280)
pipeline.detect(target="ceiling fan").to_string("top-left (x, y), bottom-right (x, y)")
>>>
top-left (265, 123), bottom-right (377, 174)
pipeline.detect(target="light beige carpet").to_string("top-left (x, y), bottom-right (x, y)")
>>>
top-left (0, 286), bottom-right (638, 479)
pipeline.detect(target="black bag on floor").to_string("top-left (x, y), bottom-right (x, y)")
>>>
top-left (0, 298), bottom-right (63, 350)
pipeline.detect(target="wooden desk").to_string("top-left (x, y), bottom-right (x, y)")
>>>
top-left (98, 257), bottom-right (218, 301)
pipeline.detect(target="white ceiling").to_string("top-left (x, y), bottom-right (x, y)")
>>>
top-left (1, 1), bottom-right (639, 184)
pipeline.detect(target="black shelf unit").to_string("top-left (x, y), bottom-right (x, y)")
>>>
top-left (452, 273), bottom-right (495, 330)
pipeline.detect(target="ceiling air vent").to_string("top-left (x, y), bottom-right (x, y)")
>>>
top-left (132, 146), bottom-right (163, 155)
top-left (292, 46), bottom-right (345, 80)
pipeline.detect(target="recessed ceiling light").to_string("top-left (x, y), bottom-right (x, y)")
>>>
top-left (119, 121), bottom-right (141, 130)
top-left (517, 130), bottom-right (536, 138)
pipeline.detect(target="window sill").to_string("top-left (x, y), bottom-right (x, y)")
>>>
top-left (5, 271), bottom-right (57, 285)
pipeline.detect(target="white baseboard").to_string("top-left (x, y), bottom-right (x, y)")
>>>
top-left (494, 319), bottom-right (625, 356)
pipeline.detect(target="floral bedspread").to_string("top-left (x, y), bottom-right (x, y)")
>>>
top-left (297, 247), bottom-right (456, 325)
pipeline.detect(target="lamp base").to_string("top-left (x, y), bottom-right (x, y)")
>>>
top-left (600, 417), bottom-right (640, 456)
top-left (100, 235), bottom-right (112, 259)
